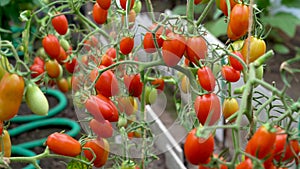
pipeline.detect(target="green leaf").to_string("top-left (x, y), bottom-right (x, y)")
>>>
top-left (172, 5), bottom-right (186, 15)
top-left (273, 44), bottom-right (290, 54)
top-left (204, 16), bottom-right (227, 37)
top-left (255, 0), bottom-right (270, 10)
top-left (262, 12), bottom-right (300, 37)
top-left (0, 0), bottom-right (10, 7)
top-left (282, 0), bottom-right (300, 8)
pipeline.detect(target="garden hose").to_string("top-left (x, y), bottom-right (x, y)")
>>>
top-left (7, 88), bottom-right (81, 169)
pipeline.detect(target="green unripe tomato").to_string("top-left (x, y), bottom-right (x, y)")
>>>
top-left (133, 0), bottom-right (142, 14)
top-left (59, 38), bottom-right (70, 51)
top-left (117, 115), bottom-right (127, 128)
top-left (25, 83), bottom-right (49, 116)
top-left (36, 47), bottom-right (48, 60)
top-left (145, 86), bottom-right (157, 105)
top-left (121, 160), bottom-right (137, 169)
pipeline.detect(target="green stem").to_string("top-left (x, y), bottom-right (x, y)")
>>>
top-left (145, 0), bottom-right (156, 22)
top-left (196, 0), bottom-right (215, 26)
top-left (186, 0), bottom-right (195, 34)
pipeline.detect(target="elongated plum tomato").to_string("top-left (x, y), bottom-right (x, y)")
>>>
top-left (51, 13), bottom-right (68, 35)
top-left (120, 0), bottom-right (135, 10)
top-left (25, 83), bottom-right (49, 116)
top-left (90, 66), bottom-right (119, 98)
top-left (229, 4), bottom-right (249, 39)
top-left (89, 119), bottom-right (113, 138)
top-left (229, 51), bottom-right (244, 71)
top-left (162, 32), bottom-right (186, 67)
top-left (217, 0), bottom-right (238, 16)
top-left (83, 138), bottom-right (109, 168)
top-left (0, 73), bottom-right (24, 121)
top-left (241, 36), bottom-right (266, 63)
top-left (221, 65), bottom-right (241, 82)
top-left (245, 125), bottom-right (276, 160)
top-left (143, 32), bottom-right (159, 53)
top-left (97, 0), bottom-right (111, 10)
top-left (124, 74), bottom-right (143, 97)
top-left (93, 3), bottom-right (108, 24)
top-left (184, 128), bottom-right (214, 165)
top-left (56, 46), bottom-right (68, 64)
top-left (46, 132), bottom-right (81, 157)
top-left (42, 34), bottom-right (61, 59)
top-left (56, 78), bottom-right (69, 93)
top-left (197, 66), bottom-right (216, 92)
top-left (45, 60), bottom-right (61, 78)
top-left (105, 47), bottom-right (117, 59)
top-left (64, 58), bottom-right (77, 74)
top-left (222, 98), bottom-right (239, 122)
top-left (185, 36), bottom-right (207, 65)
top-left (120, 37), bottom-right (134, 55)
top-left (85, 94), bottom-right (119, 122)
top-left (0, 130), bottom-right (11, 157)
top-left (227, 25), bottom-right (241, 41)
top-left (194, 93), bottom-right (221, 126)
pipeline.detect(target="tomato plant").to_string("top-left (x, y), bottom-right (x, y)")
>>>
top-left (46, 132), bottom-right (81, 157)
top-left (83, 138), bottom-right (109, 168)
top-left (45, 60), bottom-right (61, 79)
top-left (42, 34), bottom-right (61, 59)
top-left (51, 13), bottom-right (69, 35)
top-left (120, 37), bottom-right (134, 55)
top-left (197, 66), bottom-right (216, 92)
top-left (241, 36), bottom-right (267, 63)
top-left (221, 65), bottom-right (241, 82)
top-left (93, 3), bottom-right (108, 24)
top-left (124, 74), bottom-right (143, 97)
top-left (89, 119), bottom-right (113, 138)
top-left (228, 4), bottom-right (249, 38)
top-left (25, 82), bottom-right (49, 116)
top-left (185, 36), bottom-right (207, 65)
top-left (229, 51), bottom-right (244, 71)
top-left (222, 98), bottom-right (238, 122)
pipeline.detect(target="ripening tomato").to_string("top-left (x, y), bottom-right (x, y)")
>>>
top-left (25, 82), bottom-right (49, 116)
top-left (97, 0), bottom-right (111, 10)
top-left (151, 78), bottom-right (165, 93)
top-left (93, 3), bottom-right (108, 24)
top-left (120, 37), bottom-right (134, 55)
top-left (221, 65), bottom-right (241, 82)
top-left (56, 78), bottom-right (69, 93)
top-left (245, 125), bottom-right (276, 160)
top-left (194, 93), bottom-right (221, 126)
top-left (229, 51), bottom-right (244, 71)
top-left (274, 128), bottom-right (299, 163)
top-left (180, 75), bottom-right (190, 94)
top-left (0, 130), bottom-right (11, 157)
top-left (241, 36), bottom-right (266, 63)
top-left (0, 73), bottom-right (24, 121)
top-left (46, 132), bottom-right (81, 157)
top-left (85, 94), bottom-right (119, 122)
top-left (51, 13), bottom-right (68, 35)
top-left (89, 119), bottom-right (113, 138)
top-left (57, 46), bottom-right (68, 64)
top-left (124, 74), bottom-right (143, 97)
top-left (45, 60), bottom-right (61, 78)
top-left (185, 36), bottom-right (207, 65)
top-left (143, 32), bottom-right (160, 53)
top-left (236, 158), bottom-right (253, 169)
top-left (33, 56), bottom-right (45, 66)
top-left (64, 58), bottom-right (77, 74)
top-left (120, 0), bottom-right (135, 10)
top-left (83, 138), bottom-right (109, 168)
top-left (90, 66), bottom-right (119, 97)
top-left (228, 4), bottom-right (249, 39)
top-left (222, 98), bottom-right (238, 122)
top-left (194, 0), bottom-right (201, 5)
top-left (217, 0), bottom-right (237, 16)
top-left (105, 47), bottom-right (117, 59)
top-left (197, 66), bottom-right (216, 92)
top-left (227, 25), bottom-right (241, 41)
top-left (42, 34), bottom-right (61, 59)
top-left (101, 54), bottom-right (114, 67)
top-left (122, 10), bottom-right (136, 27)
top-left (184, 128), bottom-right (214, 165)
top-left (162, 32), bottom-right (186, 67)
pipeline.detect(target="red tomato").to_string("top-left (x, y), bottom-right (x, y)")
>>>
top-left (197, 66), bottom-right (216, 92)
top-left (101, 54), bottom-right (114, 67)
top-left (221, 65), bottom-right (241, 82)
top-left (274, 128), bottom-right (299, 163)
top-left (30, 64), bottom-right (45, 79)
top-left (85, 94), bottom-right (119, 122)
top-left (245, 125), bottom-right (276, 160)
top-left (33, 56), bottom-right (45, 66)
top-left (56, 78), bottom-right (69, 93)
top-left (227, 25), bottom-right (241, 41)
top-left (228, 4), bottom-right (249, 38)
top-left (51, 13), bottom-right (68, 35)
top-left (194, 93), bottom-right (221, 126)
top-left (45, 60), bottom-right (61, 79)
top-left (42, 34), bottom-right (61, 59)
top-left (241, 36), bottom-right (266, 63)
top-left (0, 73), bottom-right (25, 121)
top-left (194, 0), bottom-right (201, 5)
top-left (93, 3), bottom-right (108, 24)
top-left (83, 138), bottom-right (109, 168)
top-left (124, 74), bottom-right (143, 97)
top-left (105, 47), bottom-right (117, 59)
top-left (236, 158), bottom-right (253, 169)
top-left (57, 46), bottom-right (68, 64)
top-left (120, 0), bottom-right (135, 10)
top-left (151, 78), bottom-right (165, 93)
top-left (89, 119), bottom-right (113, 138)
top-left (162, 32), bottom-right (186, 67)
top-left (184, 128), bottom-right (214, 165)
top-left (218, 0), bottom-right (237, 16)
top-left (143, 32), bottom-right (161, 53)
top-left (97, 0), bottom-right (111, 10)
top-left (0, 121), bottom-right (3, 135)
top-left (185, 36), bottom-right (207, 65)
top-left (120, 37), bottom-right (134, 55)
top-left (90, 66), bottom-right (119, 98)
top-left (149, 24), bottom-right (170, 48)
top-left (64, 58), bottom-right (77, 74)
top-left (46, 132), bottom-right (81, 157)
top-left (229, 51), bottom-right (244, 71)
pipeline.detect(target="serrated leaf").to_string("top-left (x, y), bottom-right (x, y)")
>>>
top-left (262, 12), bottom-right (300, 37)
top-left (0, 0), bottom-right (10, 7)
top-left (273, 44), bottom-right (290, 54)
top-left (204, 16), bottom-right (227, 37)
